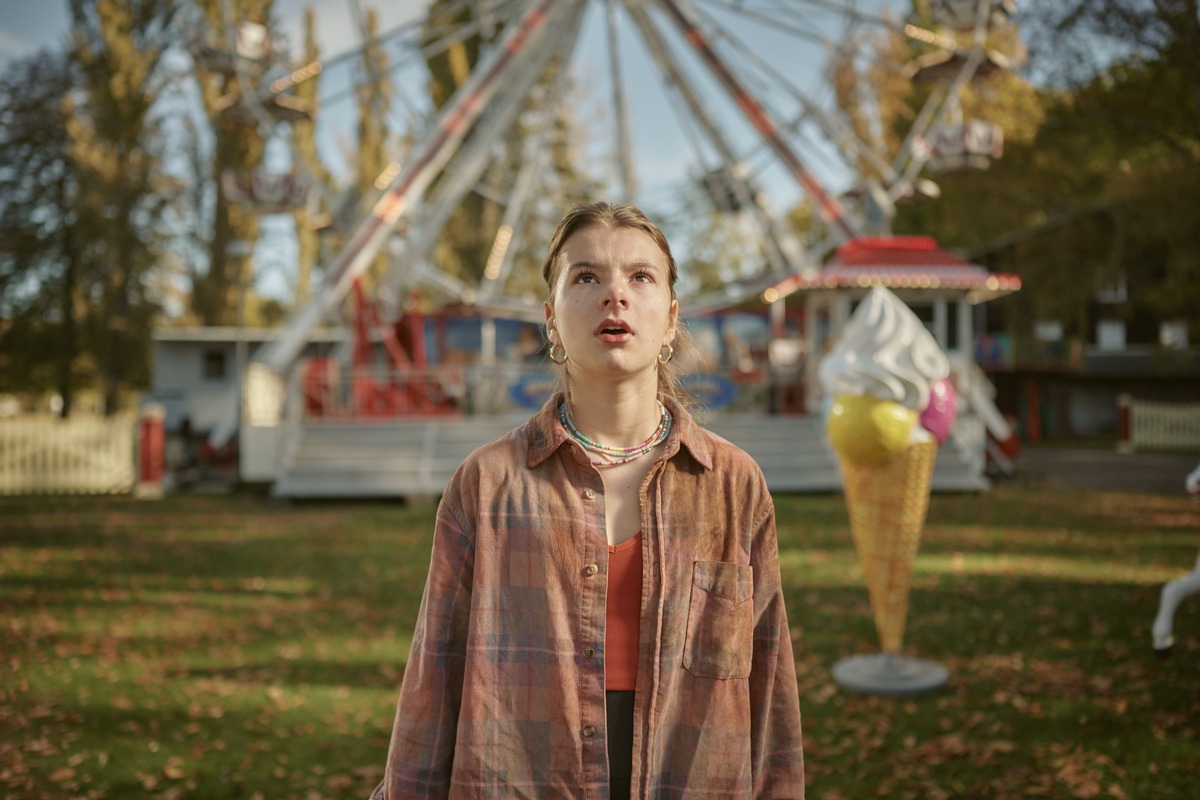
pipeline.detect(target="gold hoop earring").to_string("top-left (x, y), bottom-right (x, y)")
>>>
top-left (549, 343), bottom-right (568, 365)
top-left (658, 344), bottom-right (674, 365)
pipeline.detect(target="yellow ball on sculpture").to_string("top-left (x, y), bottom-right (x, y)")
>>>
top-left (827, 394), bottom-right (917, 465)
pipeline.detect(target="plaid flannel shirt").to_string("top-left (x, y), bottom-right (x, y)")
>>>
top-left (371, 394), bottom-right (804, 799)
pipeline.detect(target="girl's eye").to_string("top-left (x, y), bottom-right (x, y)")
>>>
top-left (634, 272), bottom-right (652, 283)
top-left (577, 273), bottom-right (598, 283)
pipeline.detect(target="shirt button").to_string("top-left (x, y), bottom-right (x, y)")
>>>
top-left (584, 488), bottom-right (597, 499)
top-left (585, 563), bottom-right (599, 576)
top-left (582, 725), bottom-right (596, 738)
top-left (584, 647), bottom-right (595, 658)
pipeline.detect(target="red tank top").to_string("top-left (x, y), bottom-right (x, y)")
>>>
top-left (605, 532), bottom-right (643, 691)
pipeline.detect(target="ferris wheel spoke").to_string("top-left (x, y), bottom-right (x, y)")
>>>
top-left (693, 0), bottom-right (835, 47)
top-left (697, 2), bottom-right (899, 185)
top-left (605, 0), bottom-right (637, 199)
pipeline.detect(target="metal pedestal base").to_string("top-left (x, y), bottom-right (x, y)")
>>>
top-left (832, 653), bottom-right (949, 696)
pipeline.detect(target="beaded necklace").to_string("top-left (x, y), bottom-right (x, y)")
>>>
top-left (558, 400), bottom-right (673, 468)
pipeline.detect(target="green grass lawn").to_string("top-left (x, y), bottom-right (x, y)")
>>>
top-left (2, 487), bottom-right (1198, 799)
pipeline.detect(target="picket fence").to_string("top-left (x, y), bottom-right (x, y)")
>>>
top-left (0, 414), bottom-right (136, 495)
top-left (1119, 396), bottom-right (1200, 454)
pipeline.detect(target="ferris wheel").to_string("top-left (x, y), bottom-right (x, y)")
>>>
top-left (200, 0), bottom-right (1020, 444)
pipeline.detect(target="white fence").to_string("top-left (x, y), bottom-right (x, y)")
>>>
top-left (1120, 396), bottom-right (1200, 453)
top-left (0, 414), bottom-right (136, 495)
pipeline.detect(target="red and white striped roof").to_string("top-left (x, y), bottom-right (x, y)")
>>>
top-left (766, 236), bottom-right (1020, 303)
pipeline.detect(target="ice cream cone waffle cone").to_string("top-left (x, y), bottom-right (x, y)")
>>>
top-left (839, 439), bottom-right (938, 654)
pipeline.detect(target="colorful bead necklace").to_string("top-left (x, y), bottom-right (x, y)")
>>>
top-left (558, 400), bottom-right (672, 468)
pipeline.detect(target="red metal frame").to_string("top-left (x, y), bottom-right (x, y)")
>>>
top-left (298, 280), bottom-right (460, 419)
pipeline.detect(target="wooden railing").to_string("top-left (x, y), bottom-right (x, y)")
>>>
top-left (1118, 395), bottom-right (1200, 454)
top-left (0, 414), bottom-right (136, 495)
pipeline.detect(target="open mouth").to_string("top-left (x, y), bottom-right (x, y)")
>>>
top-left (597, 320), bottom-right (632, 336)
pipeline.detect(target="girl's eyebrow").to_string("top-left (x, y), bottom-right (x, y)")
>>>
top-left (567, 260), bottom-right (661, 273)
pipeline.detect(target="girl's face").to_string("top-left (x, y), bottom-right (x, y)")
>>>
top-left (544, 224), bottom-right (678, 390)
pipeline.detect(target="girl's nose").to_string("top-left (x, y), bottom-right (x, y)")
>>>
top-left (602, 281), bottom-right (628, 308)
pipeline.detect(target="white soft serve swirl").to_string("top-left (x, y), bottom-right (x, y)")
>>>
top-left (818, 286), bottom-right (950, 410)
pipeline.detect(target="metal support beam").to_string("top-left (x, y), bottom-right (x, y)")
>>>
top-left (606, 0), bottom-right (638, 200)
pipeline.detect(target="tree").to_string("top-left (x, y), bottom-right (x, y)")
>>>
top-left (0, 50), bottom-right (84, 412)
top-left (957, 1), bottom-right (1200, 348)
top-left (189, 0), bottom-right (273, 325)
top-left (355, 6), bottom-right (393, 293)
top-left (972, 55), bottom-right (1200, 347)
top-left (67, 0), bottom-right (180, 413)
top-left (289, 7), bottom-right (330, 307)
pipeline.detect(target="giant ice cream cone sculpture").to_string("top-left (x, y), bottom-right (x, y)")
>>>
top-left (819, 287), bottom-right (957, 656)
top-left (840, 437), bottom-right (937, 652)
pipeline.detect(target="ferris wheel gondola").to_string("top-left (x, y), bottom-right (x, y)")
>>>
top-left (189, 20), bottom-right (273, 75)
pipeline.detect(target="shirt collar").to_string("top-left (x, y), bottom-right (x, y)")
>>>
top-left (527, 392), bottom-right (713, 471)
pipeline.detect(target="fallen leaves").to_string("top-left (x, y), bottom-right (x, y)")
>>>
top-left (162, 756), bottom-right (187, 780)
top-left (6, 490), bottom-right (1198, 799)
top-left (47, 766), bottom-right (75, 782)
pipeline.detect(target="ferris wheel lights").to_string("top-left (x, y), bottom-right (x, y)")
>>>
top-left (484, 225), bottom-right (514, 281)
top-left (762, 288), bottom-right (780, 304)
top-left (269, 61), bottom-right (323, 95)
top-left (903, 23), bottom-right (958, 52)
top-left (374, 162), bottom-right (403, 190)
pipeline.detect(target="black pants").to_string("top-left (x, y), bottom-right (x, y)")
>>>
top-left (606, 691), bottom-right (635, 800)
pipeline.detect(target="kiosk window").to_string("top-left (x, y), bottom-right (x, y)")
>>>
top-left (204, 351), bottom-right (226, 380)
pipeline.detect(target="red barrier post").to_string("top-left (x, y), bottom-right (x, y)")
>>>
top-left (1116, 393), bottom-right (1133, 454)
top-left (137, 403), bottom-right (166, 498)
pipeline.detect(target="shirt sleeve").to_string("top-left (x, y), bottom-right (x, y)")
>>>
top-left (371, 492), bottom-right (475, 799)
top-left (747, 494), bottom-right (806, 798)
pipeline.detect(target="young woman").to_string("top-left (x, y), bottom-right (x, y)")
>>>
top-left (371, 202), bottom-right (805, 799)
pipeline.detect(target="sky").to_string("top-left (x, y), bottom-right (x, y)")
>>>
top-left (0, 1), bottom-right (71, 60)
top-left (0, 0), bottom-right (917, 305)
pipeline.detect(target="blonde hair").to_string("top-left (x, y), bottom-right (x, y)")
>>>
top-left (542, 202), bottom-right (692, 404)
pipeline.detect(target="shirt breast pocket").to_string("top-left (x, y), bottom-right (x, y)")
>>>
top-left (683, 561), bottom-right (754, 679)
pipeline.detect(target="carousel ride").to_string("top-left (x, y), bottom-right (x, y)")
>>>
top-left (191, 0), bottom-right (1023, 489)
